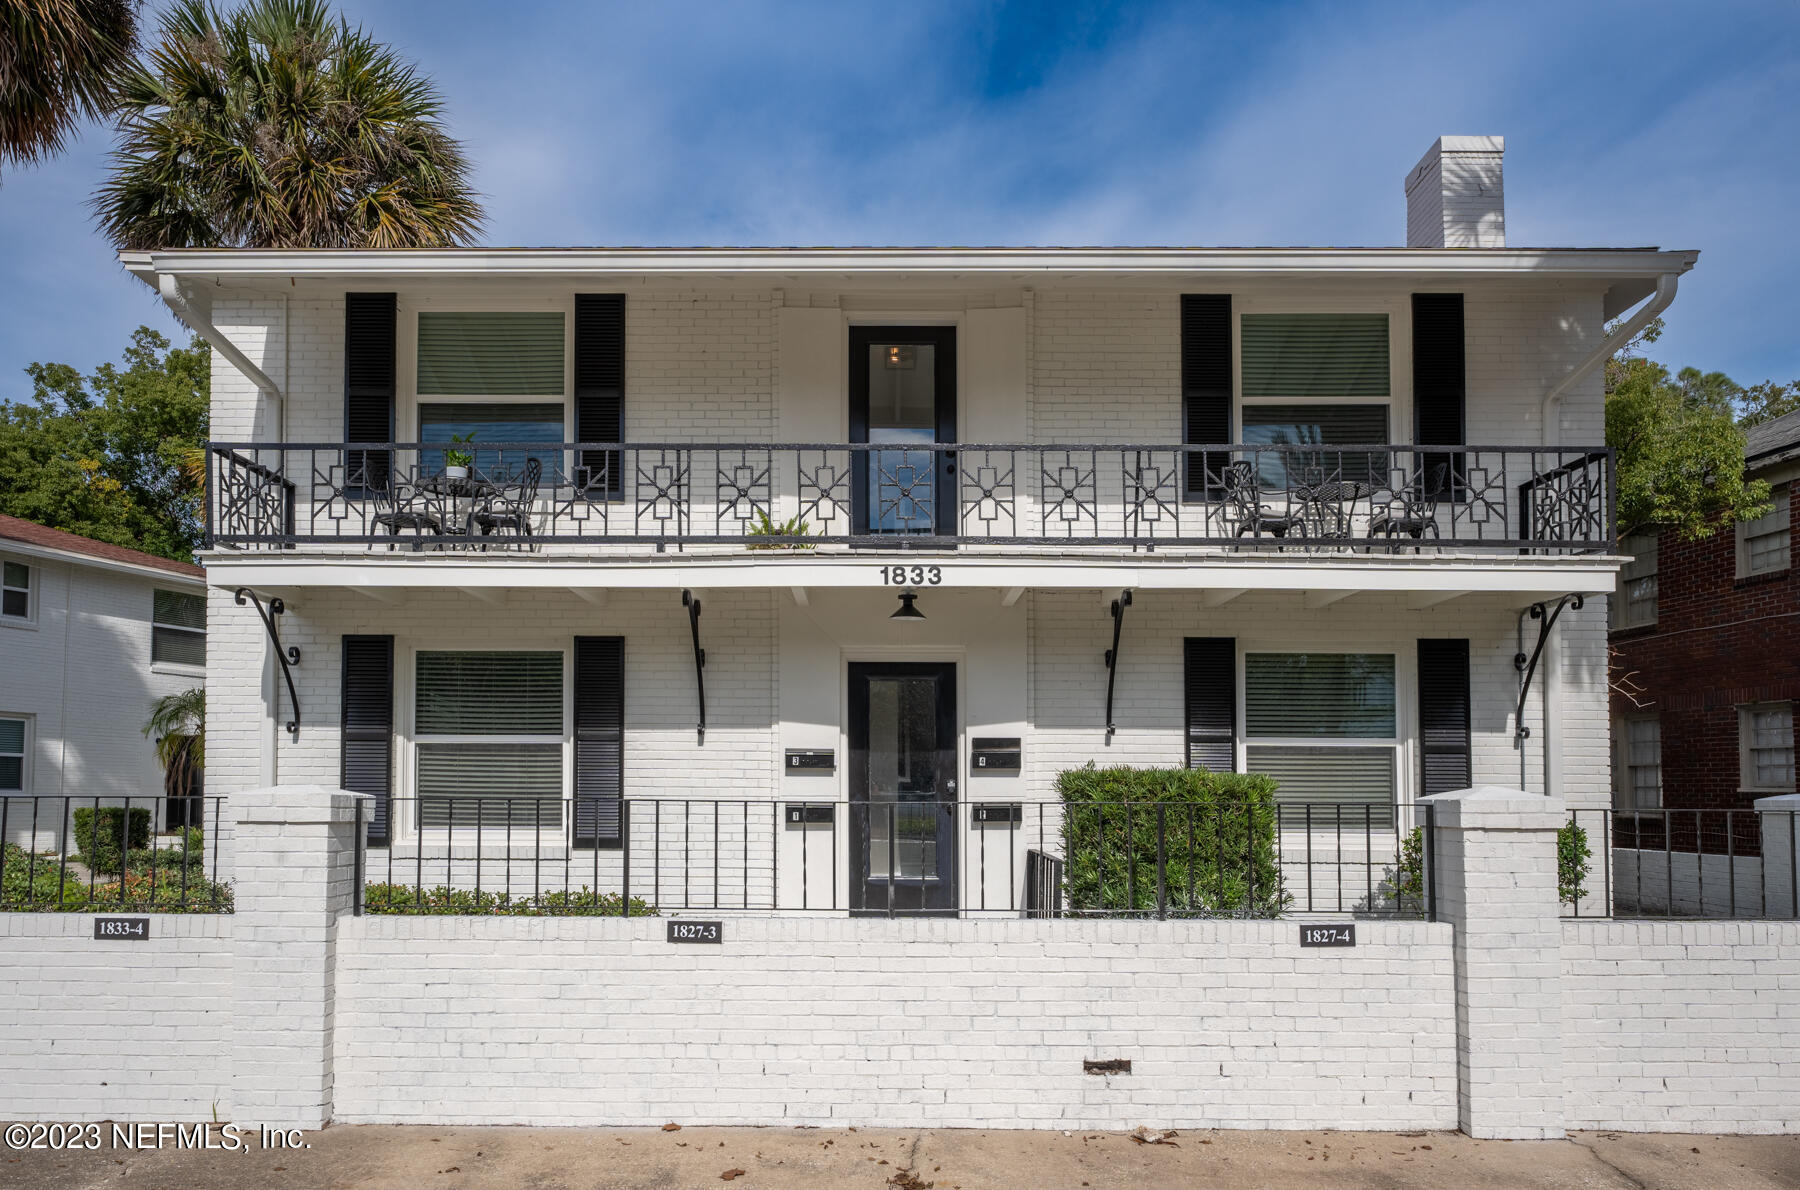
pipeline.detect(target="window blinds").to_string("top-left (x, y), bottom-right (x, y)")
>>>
top-left (417, 312), bottom-right (566, 396)
top-left (1241, 313), bottom-right (1390, 397)
top-left (1244, 653), bottom-right (1396, 738)
top-left (415, 651), bottom-right (563, 735)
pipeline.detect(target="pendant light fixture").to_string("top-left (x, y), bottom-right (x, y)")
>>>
top-left (889, 590), bottom-right (926, 621)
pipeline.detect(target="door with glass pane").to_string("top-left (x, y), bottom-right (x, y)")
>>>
top-left (848, 662), bottom-right (958, 914)
top-left (849, 327), bottom-right (957, 539)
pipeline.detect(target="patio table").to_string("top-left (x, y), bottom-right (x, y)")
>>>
top-left (420, 473), bottom-right (499, 538)
top-left (1293, 479), bottom-right (1376, 539)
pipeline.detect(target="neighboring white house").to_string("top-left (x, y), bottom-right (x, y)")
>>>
top-left (0, 514), bottom-right (207, 842)
top-left (121, 136), bottom-right (1696, 911)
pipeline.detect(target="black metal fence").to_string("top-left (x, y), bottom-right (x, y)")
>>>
top-left (354, 797), bottom-right (1435, 920)
top-left (0, 795), bottom-right (230, 912)
top-left (207, 441), bottom-right (1614, 553)
top-left (1564, 808), bottom-right (1800, 920)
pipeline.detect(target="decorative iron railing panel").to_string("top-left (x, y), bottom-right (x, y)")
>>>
top-left (205, 441), bottom-right (1615, 553)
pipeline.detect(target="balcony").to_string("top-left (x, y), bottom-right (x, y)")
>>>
top-left (204, 441), bottom-right (1613, 557)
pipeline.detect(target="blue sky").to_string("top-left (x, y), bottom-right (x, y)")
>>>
top-left (2, 0), bottom-right (1796, 398)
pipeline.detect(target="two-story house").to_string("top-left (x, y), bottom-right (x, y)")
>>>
top-left (128, 137), bottom-right (1694, 912)
top-left (0, 515), bottom-right (207, 846)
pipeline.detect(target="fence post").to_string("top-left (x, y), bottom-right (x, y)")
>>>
top-left (1155, 803), bottom-right (1167, 920)
top-left (231, 785), bottom-right (369, 1129)
top-left (1754, 795), bottom-right (1800, 918)
top-left (1420, 785), bottom-right (1565, 1140)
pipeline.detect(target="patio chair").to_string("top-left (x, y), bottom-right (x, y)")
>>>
top-left (1222, 460), bottom-right (1306, 541)
top-left (471, 457), bottom-right (543, 548)
top-left (369, 479), bottom-right (443, 549)
top-left (1369, 462), bottom-right (1448, 550)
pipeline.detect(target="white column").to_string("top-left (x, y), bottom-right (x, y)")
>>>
top-left (1423, 784), bottom-right (1565, 1139)
top-left (231, 785), bottom-right (366, 1129)
top-left (1756, 794), bottom-right (1800, 919)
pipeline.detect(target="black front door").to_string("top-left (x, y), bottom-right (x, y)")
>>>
top-left (849, 326), bottom-right (957, 539)
top-left (848, 662), bottom-right (958, 914)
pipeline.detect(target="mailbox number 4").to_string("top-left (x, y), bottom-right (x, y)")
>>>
top-left (880, 565), bottom-right (942, 586)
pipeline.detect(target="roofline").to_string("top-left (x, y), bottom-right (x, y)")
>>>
top-left (120, 245), bottom-right (1701, 283)
top-left (0, 538), bottom-right (206, 587)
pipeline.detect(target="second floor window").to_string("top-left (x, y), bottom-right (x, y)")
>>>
top-left (151, 589), bottom-right (206, 667)
top-left (2, 560), bottom-right (29, 621)
top-left (416, 311), bottom-right (566, 480)
top-left (1737, 486), bottom-right (1790, 578)
top-left (1239, 313), bottom-right (1390, 487)
top-left (1614, 533), bottom-right (1658, 629)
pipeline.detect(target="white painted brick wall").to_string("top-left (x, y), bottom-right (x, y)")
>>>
top-left (0, 914), bottom-right (233, 1121)
top-left (332, 915), bottom-right (1457, 1130)
top-left (1563, 919), bottom-right (1800, 1133)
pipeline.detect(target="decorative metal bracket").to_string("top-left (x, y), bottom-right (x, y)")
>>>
top-left (1103, 590), bottom-right (1133, 742)
top-left (235, 587), bottom-right (301, 738)
top-left (1513, 593), bottom-right (1584, 742)
top-left (683, 589), bottom-right (707, 745)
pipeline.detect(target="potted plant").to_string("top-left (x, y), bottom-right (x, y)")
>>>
top-left (444, 431), bottom-right (476, 482)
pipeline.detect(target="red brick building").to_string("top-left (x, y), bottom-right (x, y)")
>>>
top-left (1610, 408), bottom-right (1800, 814)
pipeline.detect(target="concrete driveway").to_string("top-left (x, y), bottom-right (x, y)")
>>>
top-left (4, 1125), bottom-right (1798, 1189)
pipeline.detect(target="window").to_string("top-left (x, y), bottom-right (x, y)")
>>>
top-left (1619, 716), bottom-right (1662, 810)
top-left (2, 560), bottom-right (29, 621)
top-left (1240, 313), bottom-right (1391, 487)
top-left (1737, 487), bottom-right (1790, 578)
top-left (1244, 652), bottom-right (1397, 825)
top-left (151, 589), bottom-right (206, 667)
top-left (414, 650), bottom-right (564, 830)
top-left (1740, 703), bottom-right (1795, 793)
top-left (415, 310), bottom-right (566, 480)
top-left (1614, 533), bottom-right (1658, 629)
top-left (0, 716), bottom-right (25, 791)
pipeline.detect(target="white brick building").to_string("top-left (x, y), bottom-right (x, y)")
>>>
top-left (0, 515), bottom-right (207, 842)
top-left (121, 136), bottom-right (1695, 913)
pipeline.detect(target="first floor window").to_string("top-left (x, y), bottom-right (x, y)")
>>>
top-left (414, 650), bottom-right (565, 829)
top-left (1741, 703), bottom-right (1795, 793)
top-left (0, 716), bottom-right (24, 790)
top-left (1737, 487), bottom-right (1791, 577)
top-left (1620, 716), bottom-right (1662, 810)
top-left (151, 589), bottom-right (206, 666)
top-left (1244, 652), bottom-right (1397, 825)
top-left (2, 560), bottom-right (29, 620)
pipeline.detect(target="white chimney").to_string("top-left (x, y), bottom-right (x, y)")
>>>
top-left (1406, 136), bottom-right (1505, 248)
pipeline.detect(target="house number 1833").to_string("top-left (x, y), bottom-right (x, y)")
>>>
top-left (879, 565), bottom-right (942, 586)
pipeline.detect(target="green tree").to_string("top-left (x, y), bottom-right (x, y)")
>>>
top-left (143, 686), bottom-right (203, 795)
top-left (1739, 379), bottom-right (1800, 429)
top-left (1605, 321), bottom-right (1769, 541)
top-left (0, 326), bottom-right (208, 559)
top-left (0, 0), bottom-right (139, 175)
top-left (94, 0), bottom-right (482, 249)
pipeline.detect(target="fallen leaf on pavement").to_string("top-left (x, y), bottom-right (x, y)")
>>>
top-left (720, 1170), bottom-right (747, 1182)
top-left (663, 1123), bottom-right (682, 1132)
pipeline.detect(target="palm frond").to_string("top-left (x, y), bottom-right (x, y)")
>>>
top-left (1, 0), bottom-right (138, 172)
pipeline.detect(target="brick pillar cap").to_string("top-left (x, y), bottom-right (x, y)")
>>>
top-left (235, 784), bottom-right (371, 826)
top-left (1421, 784), bottom-right (1565, 829)
top-left (1753, 793), bottom-right (1800, 811)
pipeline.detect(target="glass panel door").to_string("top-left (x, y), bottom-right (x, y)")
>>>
top-left (850, 327), bottom-right (957, 539)
top-left (849, 662), bottom-right (957, 913)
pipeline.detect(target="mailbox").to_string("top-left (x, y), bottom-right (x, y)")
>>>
top-left (785, 749), bottom-right (835, 772)
top-left (970, 737), bottom-right (1022, 772)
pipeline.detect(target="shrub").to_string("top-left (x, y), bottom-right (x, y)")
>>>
top-left (361, 883), bottom-right (657, 916)
top-left (1390, 826), bottom-right (1427, 914)
top-left (1056, 765), bottom-right (1287, 917)
top-left (88, 870), bottom-right (232, 912)
top-left (123, 828), bottom-right (206, 873)
top-left (1, 842), bottom-right (90, 908)
top-left (1, 841), bottom-right (229, 911)
top-left (72, 806), bottom-right (152, 873)
top-left (1559, 822), bottom-right (1592, 905)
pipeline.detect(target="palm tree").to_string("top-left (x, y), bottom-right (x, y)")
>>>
top-left (0, 0), bottom-right (139, 176)
top-left (94, 0), bottom-right (482, 249)
top-left (143, 686), bottom-right (203, 798)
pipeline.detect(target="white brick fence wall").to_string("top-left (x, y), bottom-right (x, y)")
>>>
top-left (2, 785), bottom-right (1797, 1135)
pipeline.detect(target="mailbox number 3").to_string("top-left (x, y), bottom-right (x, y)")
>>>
top-left (880, 565), bottom-right (942, 586)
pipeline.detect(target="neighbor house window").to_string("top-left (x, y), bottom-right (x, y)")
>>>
top-left (415, 311), bottom-right (566, 480)
top-left (1740, 702), bottom-right (1795, 793)
top-left (1737, 487), bottom-right (1790, 578)
top-left (2, 560), bottom-right (29, 621)
top-left (1619, 716), bottom-right (1662, 810)
top-left (0, 715), bottom-right (25, 791)
top-left (151, 589), bottom-right (206, 667)
top-left (1614, 533), bottom-right (1658, 629)
top-left (1244, 652), bottom-right (1397, 825)
top-left (1239, 313), bottom-right (1391, 487)
top-left (414, 650), bottom-right (564, 830)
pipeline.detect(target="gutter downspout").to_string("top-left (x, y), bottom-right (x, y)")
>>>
top-left (158, 274), bottom-right (283, 409)
top-left (1540, 272), bottom-right (1678, 446)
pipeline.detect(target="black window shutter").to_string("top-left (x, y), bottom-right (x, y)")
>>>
top-left (1184, 637), bottom-right (1237, 772)
top-left (1417, 639), bottom-right (1472, 796)
top-left (573, 636), bottom-right (625, 847)
top-left (574, 294), bottom-right (625, 498)
top-left (1411, 293), bottom-right (1465, 500)
top-left (344, 293), bottom-right (396, 493)
top-left (1181, 294), bottom-right (1232, 499)
top-left (340, 635), bottom-right (395, 845)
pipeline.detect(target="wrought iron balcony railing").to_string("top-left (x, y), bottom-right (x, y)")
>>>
top-left (204, 441), bottom-right (1614, 554)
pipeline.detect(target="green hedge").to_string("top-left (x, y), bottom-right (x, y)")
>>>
top-left (1056, 765), bottom-right (1287, 917)
top-left (1, 842), bottom-right (231, 911)
top-left (71, 806), bottom-right (152, 874)
top-left (362, 883), bottom-right (657, 916)
top-left (1389, 821), bottom-right (1591, 912)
